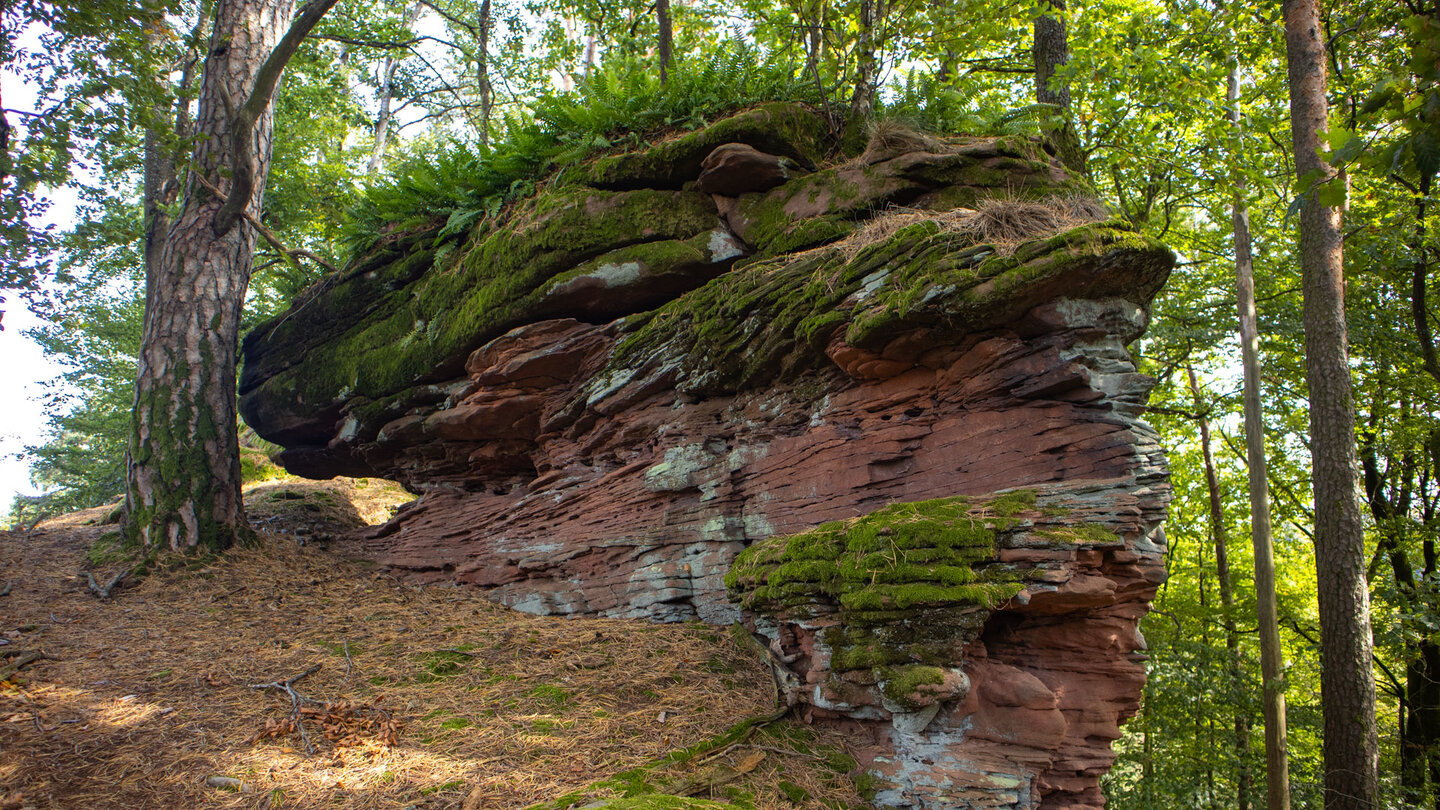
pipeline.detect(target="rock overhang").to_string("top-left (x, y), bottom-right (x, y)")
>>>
top-left (238, 102), bottom-right (1174, 810)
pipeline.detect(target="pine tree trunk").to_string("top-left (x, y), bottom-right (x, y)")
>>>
top-left (1281, 2), bottom-right (1380, 807)
top-left (1231, 55), bottom-right (1292, 810)
top-left (126, 0), bottom-right (336, 555)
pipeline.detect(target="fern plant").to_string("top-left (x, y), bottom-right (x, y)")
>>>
top-left (339, 42), bottom-right (817, 262)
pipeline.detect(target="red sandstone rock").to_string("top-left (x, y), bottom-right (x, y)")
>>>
top-left (696, 142), bottom-right (794, 196)
top-left (238, 107), bottom-right (1173, 810)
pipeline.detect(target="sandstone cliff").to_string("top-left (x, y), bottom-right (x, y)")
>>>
top-left (239, 103), bottom-right (1173, 810)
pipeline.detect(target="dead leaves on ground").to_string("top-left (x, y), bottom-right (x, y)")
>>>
top-left (255, 698), bottom-right (404, 749)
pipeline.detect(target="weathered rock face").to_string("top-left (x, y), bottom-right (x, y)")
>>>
top-left (240, 103), bottom-right (1172, 809)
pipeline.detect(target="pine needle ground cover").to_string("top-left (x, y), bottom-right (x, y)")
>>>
top-left (0, 482), bottom-right (863, 809)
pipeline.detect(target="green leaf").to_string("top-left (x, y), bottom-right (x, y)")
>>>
top-left (1332, 135), bottom-right (1366, 165)
top-left (1414, 130), bottom-right (1440, 179)
top-left (1317, 177), bottom-right (1348, 208)
top-left (1320, 127), bottom-right (1354, 150)
top-left (1358, 78), bottom-right (1397, 116)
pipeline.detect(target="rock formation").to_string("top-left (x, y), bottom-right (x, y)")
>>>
top-left (239, 103), bottom-right (1173, 809)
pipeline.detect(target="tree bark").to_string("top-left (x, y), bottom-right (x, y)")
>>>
top-left (1032, 0), bottom-right (1083, 172)
top-left (1187, 365), bottom-right (1253, 810)
top-left (1230, 55), bottom-right (1292, 810)
top-left (475, 0), bottom-right (493, 145)
top-left (847, 0), bottom-right (881, 122)
top-left (1281, 2), bottom-right (1380, 808)
top-left (656, 0), bottom-right (672, 85)
top-left (125, 0), bottom-right (338, 554)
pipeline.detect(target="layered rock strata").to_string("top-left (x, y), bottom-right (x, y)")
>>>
top-left (239, 103), bottom-right (1173, 809)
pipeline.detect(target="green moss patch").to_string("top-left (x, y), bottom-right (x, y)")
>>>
top-left (243, 187), bottom-right (722, 425)
top-left (568, 102), bottom-right (831, 191)
top-left (1035, 523), bottom-right (1122, 544)
top-left (605, 222), bottom-right (1170, 400)
top-left (725, 495), bottom-right (1026, 618)
top-left (526, 713), bottom-right (861, 810)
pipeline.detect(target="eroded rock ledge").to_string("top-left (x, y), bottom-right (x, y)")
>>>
top-left (239, 103), bottom-right (1172, 809)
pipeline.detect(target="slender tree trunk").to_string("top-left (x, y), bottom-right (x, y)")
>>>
top-left (1230, 54), bottom-right (1292, 810)
top-left (1362, 416), bottom-right (1440, 808)
top-left (803, 0), bottom-right (823, 81)
top-left (1282, 2), bottom-right (1380, 807)
top-left (584, 35), bottom-right (596, 79)
top-left (142, 4), bottom-right (207, 278)
top-left (1188, 366), bottom-right (1253, 810)
top-left (125, 0), bottom-right (337, 554)
top-left (1032, 0), bottom-right (1083, 172)
top-left (847, 0), bottom-right (881, 122)
top-left (656, 0), bottom-right (672, 85)
top-left (368, 1), bottom-right (422, 174)
top-left (475, 0), bottom-right (493, 145)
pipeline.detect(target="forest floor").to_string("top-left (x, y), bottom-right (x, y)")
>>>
top-left (0, 478), bottom-right (864, 810)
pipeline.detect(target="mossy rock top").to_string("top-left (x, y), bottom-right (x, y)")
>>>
top-left (239, 101), bottom-right (1172, 461)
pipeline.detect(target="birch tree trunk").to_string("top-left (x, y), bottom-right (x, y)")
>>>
top-left (475, 0), bottom-right (493, 145)
top-left (847, 0), bottom-right (881, 121)
top-left (1281, 1), bottom-right (1379, 807)
top-left (368, 1), bottom-right (423, 174)
top-left (125, 0), bottom-right (337, 554)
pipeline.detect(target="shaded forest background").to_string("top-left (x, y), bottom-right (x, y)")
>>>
top-left (0, 0), bottom-right (1434, 807)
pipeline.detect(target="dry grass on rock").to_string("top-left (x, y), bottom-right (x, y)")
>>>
top-left (832, 194), bottom-right (1111, 262)
top-left (0, 480), bottom-right (864, 810)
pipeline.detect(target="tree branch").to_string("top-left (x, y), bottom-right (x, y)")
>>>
top-left (214, 0), bottom-right (343, 236)
top-left (194, 173), bottom-right (338, 274)
top-left (312, 33), bottom-right (420, 49)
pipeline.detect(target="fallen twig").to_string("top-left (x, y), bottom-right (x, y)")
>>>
top-left (343, 640), bottom-right (353, 678)
top-left (86, 570), bottom-right (125, 599)
top-left (250, 664), bottom-right (322, 753)
top-left (735, 743), bottom-right (823, 759)
top-left (0, 650), bottom-right (47, 681)
top-left (210, 585), bottom-right (248, 603)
